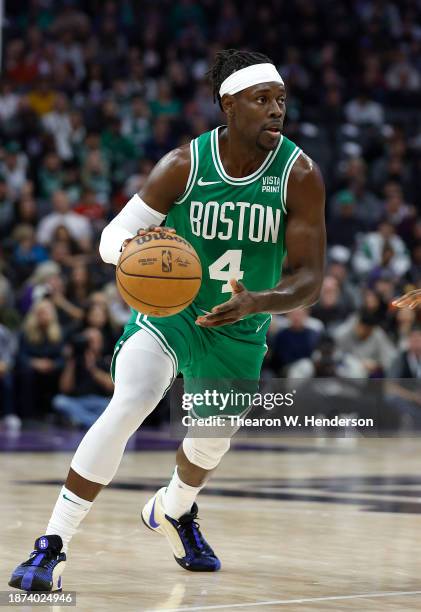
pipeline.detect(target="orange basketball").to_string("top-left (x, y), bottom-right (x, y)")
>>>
top-left (116, 231), bottom-right (202, 317)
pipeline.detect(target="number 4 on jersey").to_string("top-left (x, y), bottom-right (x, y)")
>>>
top-left (209, 249), bottom-right (244, 293)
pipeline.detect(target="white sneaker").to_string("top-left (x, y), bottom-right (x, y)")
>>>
top-left (141, 487), bottom-right (221, 571)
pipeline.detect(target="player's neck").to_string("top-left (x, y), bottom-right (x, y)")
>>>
top-left (218, 126), bottom-right (269, 178)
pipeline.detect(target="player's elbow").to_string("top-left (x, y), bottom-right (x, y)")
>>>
top-left (99, 225), bottom-right (113, 264)
top-left (99, 220), bottom-right (135, 265)
top-left (303, 275), bottom-right (323, 307)
top-left (305, 292), bottom-right (320, 308)
top-left (99, 224), bottom-right (124, 265)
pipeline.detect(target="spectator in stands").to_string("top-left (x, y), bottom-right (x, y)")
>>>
top-left (393, 307), bottom-right (417, 350)
top-left (311, 276), bottom-right (351, 331)
top-left (389, 324), bottom-right (421, 378)
top-left (36, 190), bottom-right (92, 251)
top-left (73, 189), bottom-right (105, 223)
top-left (47, 273), bottom-right (84, 335)
top-left (353, 220), bottom-right (411, 279)
top-left (288, 333), bottom-right (366, 379)
top-left (326, 254), bottom-right (360, 310)
top-left (42, 93), bottom-right (73, 160)
top-left (83, 300), bottom-right (116, 356)
top-left (11, 224), bottom-right (49, 284)
top-left (331, 158), bottom-right (383, 229)
top-left (386, 324), bottom-right (421, 428)
top-left (100, 116), bottom-right (136, 183)
top-left (268, 309), bottom-right (323, 375)
top-left (53, 327), bottom-right (113, 428)
top-left (386, 49), bottom-right (421, 92)
top-left (368, 244), bottom-right (401, 286)
top-left (68, 110), bottom-right (86, 159)
top-left (382, 181), bottom-right (415, 242)
top-left (38, 153), bottom-right (63, 200)
top-left (50, 3), bottom-right (90, 38)
top-left (0, 178), bottom-right (14, 238)
top-left (104, 283), bottom-right (131, 329)
top-left (373, 153), bottom-right (412, 198)
top-left (149, 79), bottom-right (181, 119)
top-left (404, 241), bottom-right (421, 287)
top-left (17, 299), bottom-right (64, 420)
top-left (361, 287), bottom-right (387, 321)
top-left (49, 240), bottom-right (74, 275)
top-left (0, 80), bottom-right (20, 123)
top-left (55, 31), bottom-right (86, 84)
top-left (344, 88), bottom-right (384, 126)
top-left (0, 323), bottom-right (19, 431)
top-left (66, 264), bottom-right (94, 311)
top-left (0, 142), bottom-right (28, 199)
top-left (61, 163), bottom-right (82, 205)
top-left (80, 151), bottom-right (111, 206)
top-left (327, 190), bottom-right (364, 249)
top-left (334, 309), bottom-right (397, 377)
top-left (51, 224), bottom-right (82, 258)
top-left (19, 261), bottom-right (61, 314)
top-left (27, 78), bottom-right (56, 116)
top-left (121, 96), bottom-right (151, 153)
top-left (13, 196), bottom-right (38, 228)
top-left (143, 117), bottom-right (175, 162)
top-left (0, 275), bottom-right (20, 330)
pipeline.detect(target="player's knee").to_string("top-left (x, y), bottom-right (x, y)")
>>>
top-left (101, 385), bottom-right (160, 431)
top-left (183, 437), bottom-right (231, 470)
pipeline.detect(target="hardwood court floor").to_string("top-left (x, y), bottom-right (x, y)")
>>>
top-left (2, 437), bottom-right (421, 611)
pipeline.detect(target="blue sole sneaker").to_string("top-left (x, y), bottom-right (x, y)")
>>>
top-left (9, 535), bottom-right (66, 592)
top-left (141, 487), bottom-right (221, 572)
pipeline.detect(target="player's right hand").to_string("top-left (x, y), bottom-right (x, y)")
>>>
top-left (120, 226), bottom-right (176, 252)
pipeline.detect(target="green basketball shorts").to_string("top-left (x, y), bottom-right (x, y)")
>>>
top-left (111, 302), bottom-right (271, 417)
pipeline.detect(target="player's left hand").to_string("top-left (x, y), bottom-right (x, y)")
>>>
top-left (195, 279), bottom-right (257, 327)
top-left (392, 289), bottom-right (421, 310)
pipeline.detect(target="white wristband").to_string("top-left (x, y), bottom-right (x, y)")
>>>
top-left (99, 194), bottom-right (166, 265)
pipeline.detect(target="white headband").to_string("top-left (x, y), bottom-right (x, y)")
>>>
top-left (219, 63), bottom-right (284, 97)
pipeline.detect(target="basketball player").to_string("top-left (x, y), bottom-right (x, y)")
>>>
top-left (393, 289), bottom-right (421, 309)
top-left (9, 49), bottom-right (326, 590)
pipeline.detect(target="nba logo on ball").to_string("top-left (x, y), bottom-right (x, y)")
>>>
top-left (39, 537), bottom-right (48, 549)
top-left (162, 250), bottom-right (172, 273)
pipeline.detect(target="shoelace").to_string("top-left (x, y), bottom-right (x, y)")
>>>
top-left (23, 549), bottom-right (59, 568)
top-left (45, 557), bottom-right (60, 570)
top-left (178, 518), bottom-right (212, 554)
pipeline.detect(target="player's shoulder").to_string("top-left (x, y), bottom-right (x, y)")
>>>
top-left (140, 144), bottom-right (192, 208)
top-left (286, 151), bottom-right (325, 207)
top-left (159, 144), bottom-right (191, 175)
top-left (150, 144), bottom-right (191, 194)
top-left (289, 151), bottom-right (323, 185)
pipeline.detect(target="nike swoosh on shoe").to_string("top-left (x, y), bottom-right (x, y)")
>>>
top-left (149, 498), bottom-right (160, 528)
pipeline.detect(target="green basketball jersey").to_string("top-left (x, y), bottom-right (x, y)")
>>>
top-left (165, 126), bottom-right (302, 318)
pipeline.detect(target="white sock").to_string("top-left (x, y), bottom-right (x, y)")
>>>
top-left (162, 467), bottom-right (203, 520)
top-left (45, 486), bottom-right (93, 553)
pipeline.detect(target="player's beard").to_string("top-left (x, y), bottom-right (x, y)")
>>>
top-left (256, 130), bottom-right (281, 152)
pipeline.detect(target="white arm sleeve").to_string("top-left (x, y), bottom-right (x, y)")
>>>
top-left (99, 194), bottom-right (166, 265)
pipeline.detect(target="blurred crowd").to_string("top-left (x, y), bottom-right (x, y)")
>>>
top-left (0, 0), bottom-right (420, 431)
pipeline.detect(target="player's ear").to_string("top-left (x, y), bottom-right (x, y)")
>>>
top-left (221, 94), bottom-right (235, 119)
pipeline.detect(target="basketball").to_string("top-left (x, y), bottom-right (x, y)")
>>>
top-left (116, 231), bottom-right (202, 316)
